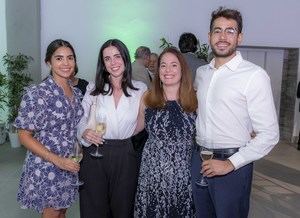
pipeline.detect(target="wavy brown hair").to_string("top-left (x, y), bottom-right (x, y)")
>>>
top-left (144, 47), bottom-right (197, 113)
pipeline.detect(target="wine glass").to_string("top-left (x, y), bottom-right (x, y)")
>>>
top-left (195, 145), bottom-right (213, 187)
top-left (90, 113), bottom-right (106, 158)
top-left (70, 140), bottom-right (84, 186)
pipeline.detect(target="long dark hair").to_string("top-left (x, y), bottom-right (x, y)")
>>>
top-left (45, 39), bottom-right (78, 75)
top-left (91, 39), bottom-right (138, 97)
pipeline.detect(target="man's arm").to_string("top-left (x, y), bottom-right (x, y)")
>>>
top-left (228, 70), bottom-right (279, 170)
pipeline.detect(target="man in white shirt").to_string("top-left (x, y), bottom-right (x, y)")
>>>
top-left (192, 7), bottom-right (279, 218)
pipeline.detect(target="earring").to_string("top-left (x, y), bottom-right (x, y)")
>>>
top-left (160, 80), bottom-right (163, 87)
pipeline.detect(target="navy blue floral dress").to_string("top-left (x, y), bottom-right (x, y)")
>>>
top-left (14, 76), bottom-right (83, 213)
top-left (134, 101), bottom-right (196, 218)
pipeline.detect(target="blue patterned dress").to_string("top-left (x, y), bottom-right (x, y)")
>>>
top-left (134, 101), bottom-right (196, 218)
top-left (14, 76), bottom-right (83, 213)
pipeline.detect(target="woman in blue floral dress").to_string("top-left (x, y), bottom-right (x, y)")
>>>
top-left (134, 47), bottom-right (197, 217)
top-left (14, 39), bottom-right (83, 217)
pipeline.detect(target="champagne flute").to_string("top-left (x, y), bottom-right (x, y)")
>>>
top-left (70, 140), bottom-right (84, 186)
top-left (195, 146), bottom-right (213, 187)
top-left (90, 113), bottom-right (106, 158)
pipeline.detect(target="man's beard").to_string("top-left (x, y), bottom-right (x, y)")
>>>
top-left (211, 42), bottom-right (237, 58)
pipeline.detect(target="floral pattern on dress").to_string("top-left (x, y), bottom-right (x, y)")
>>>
top-left (14, 76), bottom-right (83, 213)
top-left (135, 101), bottom-right (196, 218)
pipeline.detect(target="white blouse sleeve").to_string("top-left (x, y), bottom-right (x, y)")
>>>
top-left (77, 82), bottom-right (95, 147)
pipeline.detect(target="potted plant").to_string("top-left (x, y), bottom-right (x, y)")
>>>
top-left (159, 37), bottom-right (174, 49)
top-left (195, 42), bottom-right (210, 62)
top-left (0, 72), bottom-right (7, 144)
top-left (2, 53), bottom-right (33, 147)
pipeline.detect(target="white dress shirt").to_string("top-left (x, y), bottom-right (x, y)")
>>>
top-left (194, 51), bottom-right (279, 170)
top-left (78, 80), bottom-right (147, 147)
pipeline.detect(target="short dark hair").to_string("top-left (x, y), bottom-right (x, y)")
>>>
top-left (178, 33), bottom-right (198, 53)
top-left (45, 39), bottom-right (78, 75)
top-left (210, 7), bottom-right (243, 33)
top-left (134, 46), bottom-right (151, 60)
top-left (91, 39), bottom-right (138, 97)
top-left (150, 52), bottom-right (158, 59)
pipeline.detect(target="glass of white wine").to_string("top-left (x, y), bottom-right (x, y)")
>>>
top-left (70, 140), bottom-right (84, 186)
top-left (90, 113), bottom-right (106, 158)
top-left (195, 146), bottom-right (213, 187)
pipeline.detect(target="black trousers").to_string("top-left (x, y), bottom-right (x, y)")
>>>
top-left (298, 131), bottom-right (300, 150)
top-left (131, 129), bottom-right (148, 170)
top-left (79, 138), bottom-right (138, 218)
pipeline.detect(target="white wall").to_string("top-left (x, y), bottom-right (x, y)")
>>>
top-left (0, 0), bottom-right (7, 121)
top-left (0, 0), bottom-right (7, 72)
top-left (6, 0), bottom-right (41, 84)
top-left (40, 0), bottom-right (300, 81)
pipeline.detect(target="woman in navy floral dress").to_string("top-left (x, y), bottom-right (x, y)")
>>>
top-left (14, 39), bottom-right (83, 217)
top-left (134, 47), bottom-right (198, 217)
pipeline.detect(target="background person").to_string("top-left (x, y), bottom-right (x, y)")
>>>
top-left (178, 32), bottom-right (207, 81)
top-left (132, 46), bottom-right (152, 88)
top-left (70, 66), bottom-right (89, 98)
top-left (147, 52), bottom-right (159, 80)
top-left (14, 39), bottom-right (83, 218)
top-left (131, 47), bottom-right (153, 166)
top-left (297, 81), bottom-right (300, 150)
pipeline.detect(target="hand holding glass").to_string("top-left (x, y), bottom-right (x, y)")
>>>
top-left (70, 140), bottom-right (84, 186)
top-left (195, 147), bottom-right (213, 187)
top-left (90, 114), bottom-right (106, 158)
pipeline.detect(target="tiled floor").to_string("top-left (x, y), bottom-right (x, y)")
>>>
top-left (249, 142), bottom-right (300, 218)
top-left (0, 141), bottom-right (299, 218)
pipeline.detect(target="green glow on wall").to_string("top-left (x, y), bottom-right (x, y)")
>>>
top-left (88, 1), bottom-right (159, 61)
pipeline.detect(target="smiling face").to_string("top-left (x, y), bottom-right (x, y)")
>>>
top-left (47, 46), bottom-right (75, 80)
top-left (159, 52), bottom-right (182, 87)
top-left (209, 17), bottom-right (243, 60)
top-left (102, 45), bottom-right (125, 79)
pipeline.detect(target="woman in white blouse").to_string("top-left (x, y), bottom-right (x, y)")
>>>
top-left (77, 39), bottom-right (147, 218)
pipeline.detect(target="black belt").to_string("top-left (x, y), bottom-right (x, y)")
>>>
top-left (195, 145), bottom-right (239, 159)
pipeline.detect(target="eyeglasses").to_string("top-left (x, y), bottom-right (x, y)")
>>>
top-left (211, 27), bottom-right (238, 36)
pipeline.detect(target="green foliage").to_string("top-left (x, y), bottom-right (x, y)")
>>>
top-left (195, 42), bottom-right (210, 62)
top-left (159, 37), bottom-right (210, 62)
top-left (0, 72), bottom-right (7, 111)
top-left (159, 38), bottom-right (173, 49)
top-left (2, 53), bottom-right (33, 123)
